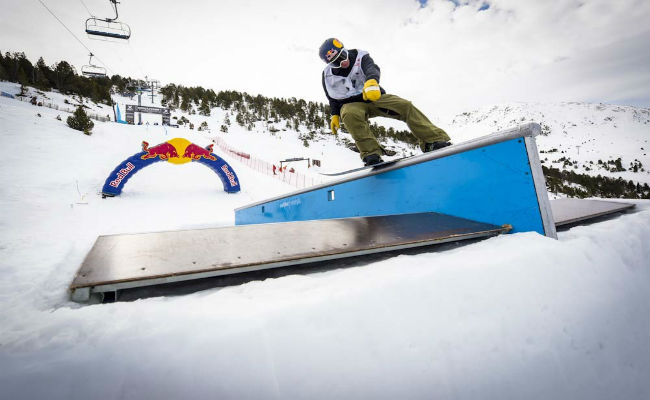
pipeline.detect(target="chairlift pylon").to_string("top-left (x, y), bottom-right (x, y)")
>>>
top-left (81, 53), bottom-right (107, 78)
top-left (85, 0), bottom-right (131, 41)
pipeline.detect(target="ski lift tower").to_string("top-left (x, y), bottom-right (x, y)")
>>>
top-left (130, 81), bottom-right (147, 125)
top-left (145, 76), bottom-right (160, 104)
top-left (129, 77), bottom-right (161, 124)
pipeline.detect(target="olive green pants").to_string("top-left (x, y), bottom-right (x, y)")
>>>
top-left (340, 94), bottom-right (450, 160)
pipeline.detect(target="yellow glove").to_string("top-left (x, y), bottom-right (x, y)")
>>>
top-left (363, 79), bottom-right (381, 101)
top-left (330, 115), bottom-right (340, 135)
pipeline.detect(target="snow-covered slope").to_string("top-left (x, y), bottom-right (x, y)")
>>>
top-left (0, 85), bottom-right (648, 399)
top-left (8, 80), bottom-right (648, 184)
top-left (448, 102), bottom-right (650, 184)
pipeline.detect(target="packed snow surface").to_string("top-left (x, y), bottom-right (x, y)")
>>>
top-left (0, 84), bottom-right (648, 399)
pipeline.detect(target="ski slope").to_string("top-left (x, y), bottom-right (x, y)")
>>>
top-left (450, 102), bottom-right (650, 184)
top-left (0, 84), bottom-right (648, 399)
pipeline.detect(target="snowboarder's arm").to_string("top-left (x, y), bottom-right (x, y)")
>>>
top-left (361, 54), bottom-right (385, 98)
top-left (361, 54), bottom-right (381, 82)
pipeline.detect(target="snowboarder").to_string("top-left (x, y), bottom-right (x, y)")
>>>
top-left (319, 38), bottom-right (451, 166)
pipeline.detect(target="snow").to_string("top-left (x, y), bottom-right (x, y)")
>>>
top-left (449, 102), bottom-right (650, 184)
top-left (0, 83), bottom-right (649, 399)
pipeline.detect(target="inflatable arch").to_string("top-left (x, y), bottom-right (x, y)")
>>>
top-left (101, 138), bottom-right (241, 197)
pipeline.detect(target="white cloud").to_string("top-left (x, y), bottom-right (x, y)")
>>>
top-left (1, 0), bottom-right (648, 114)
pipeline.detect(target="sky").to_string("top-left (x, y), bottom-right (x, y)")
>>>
top-left (1, 0), bottom-right (649, 115)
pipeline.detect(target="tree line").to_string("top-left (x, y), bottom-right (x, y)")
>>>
top-left (158, 83), bottom-right (418, 146)
top-left (160, 84), bottom-right (332, 132)
top-left (3, 51), bottom-right (647, 199)
top-left (0, 51), bottom-right (121, 104)
top-left (543, 166), bottom-right (650, 199)
top-left (0, 51), bottom-right (416, 144)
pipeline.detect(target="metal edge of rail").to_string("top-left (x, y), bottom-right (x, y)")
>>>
top-left (69, 224), bottom-right (511, 303)
top-left (524, 134), bottom-right (557, 239)
top-left (236, 123), bottom-right (541, 212)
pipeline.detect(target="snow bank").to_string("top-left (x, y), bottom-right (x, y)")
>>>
top-left (1, 90), bottom-right (648, 399)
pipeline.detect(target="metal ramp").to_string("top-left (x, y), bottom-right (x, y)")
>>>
top-left (235, 123), bottom-right (557, 239)
top-left (551, 198), bottom-right (635, 227)
top-left (70, 213), bottom-right (510, 303)
top-left (68, 121), bottom-right (637, 303)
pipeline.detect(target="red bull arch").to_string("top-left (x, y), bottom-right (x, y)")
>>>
top-left (101, 138), bottom-right (241, 197)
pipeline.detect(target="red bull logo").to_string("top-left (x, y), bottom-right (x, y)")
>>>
top-left (326, 49), bottom-right (339, 62)
top-left (183, 143), bottom-right (217, 161)
top-left (221, 164), bottom-right (238, 187)
top-left (141, 141), bottom-right (179, 160)
top-left (109, 162), bottom-right (135, 188)
top-left (140, 138), bottom-right (218, 164)
top-left (102, 137), bottom-right (240, 196)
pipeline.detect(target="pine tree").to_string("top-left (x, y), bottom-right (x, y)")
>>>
top-left (180, 94), bottom-right (191, 112)
top-left (53, 61), bottom-right (75, 93)
top-left (67, 106), bottom-right (94, 135)
top-left (34, 57), bottom-right (51, 90)
top-left (235, 112), bottom-right (245, 127)
top-left (0, 63), bottom-right (7, 81)
top-left (199, 97), bottom-right (211, 116)
top-left (17, 68), bottom-right (28, 86)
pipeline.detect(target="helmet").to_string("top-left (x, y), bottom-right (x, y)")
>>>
top-left (319, 38), bottom-right (345, 64)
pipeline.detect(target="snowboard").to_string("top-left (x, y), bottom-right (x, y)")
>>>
top-left (319, 156), bottom-right (412, 176)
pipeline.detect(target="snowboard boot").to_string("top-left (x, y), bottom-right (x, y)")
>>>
top-left (424, 141), bottom-right (452, 153)
top-left (363, 154), bottom-right (384, 166)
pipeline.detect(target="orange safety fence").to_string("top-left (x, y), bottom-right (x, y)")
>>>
top-left (212, 137), bottom-right (325, 189)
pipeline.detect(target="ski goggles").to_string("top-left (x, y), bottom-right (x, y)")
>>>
top-left (329, 48), bottom-right (349, 68)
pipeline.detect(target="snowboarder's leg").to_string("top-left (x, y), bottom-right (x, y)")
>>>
top-left (341, 102), bottom-right (383, 161)
top-left (371, 94), bottom-right (450, 151)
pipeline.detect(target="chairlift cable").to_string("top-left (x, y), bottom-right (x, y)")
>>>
top-left (78, 0), bottom-right (93, 17)
top-left (127, 41), bottom-right (148, 79)
top-left (35, 0), bottom-right (114, 74)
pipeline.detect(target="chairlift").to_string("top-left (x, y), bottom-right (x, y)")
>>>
top-left (125, 80), bottom-right (144, 93)
top-left (81, 53), bottom-right (107, 78)
top-left (85, 0), bottom-right (131, 41)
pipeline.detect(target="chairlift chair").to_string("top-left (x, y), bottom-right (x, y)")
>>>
top-left (81, 65), bottom-right (108, 78)
top-left (81, 53), bottom-right (107, 78)
top-left (85, 0), bottom-right (131, 40)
